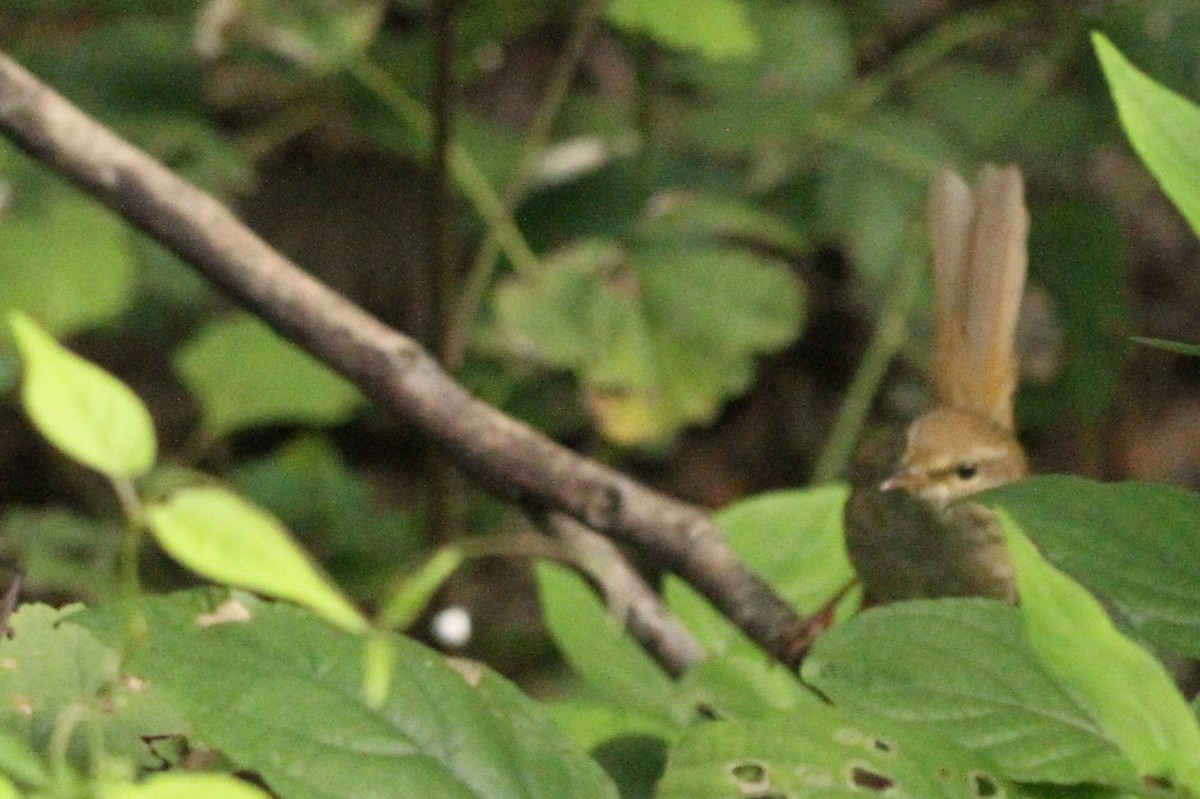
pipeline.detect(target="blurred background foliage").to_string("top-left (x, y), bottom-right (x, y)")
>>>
top-left (0, 0), bottom-right (1198, 677)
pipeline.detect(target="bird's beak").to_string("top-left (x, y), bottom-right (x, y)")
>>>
top-left (879, 467), bottom-right (916, 492)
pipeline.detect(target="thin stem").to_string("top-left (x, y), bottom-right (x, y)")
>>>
top-left (811, 217), bottom-right (926, 483)
top-left (843, 2), bottom-right (1031, 117)
top-left (348, 60), bottom-right (540, 276)
top-left (111, 477), bottom-right (147, 640)
top-left (445, 0), bottom-right (611, 370)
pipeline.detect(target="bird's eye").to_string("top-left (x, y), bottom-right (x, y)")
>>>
top-left (955, 462), bottom-right (978, 480)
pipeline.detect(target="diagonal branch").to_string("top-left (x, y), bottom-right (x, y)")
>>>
top-left (0, 50), bottom-right (811, 669)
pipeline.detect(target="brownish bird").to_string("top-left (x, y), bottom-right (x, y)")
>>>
top-left (842, 164), bottom-right (1030, 605)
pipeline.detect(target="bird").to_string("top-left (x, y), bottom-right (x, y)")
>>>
top-left (841, 164), bottom-right (1030, 605)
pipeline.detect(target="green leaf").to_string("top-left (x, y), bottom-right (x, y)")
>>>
top-left (223, 0), bottom-right (385, 74)
top-left (606, 0), bottom-right (757, 61)
top-left (636, 192), bottom-right (808, 256)
top-left (802, 600), bottom-right (1136, 785)
top-left (1000, 510), bottom-right (1200, 793)
top-left (0, 507), bottom-right (121, 602)
top-left (536, 563), bottom-right (686, 727)
top-left (100, 772), bottom-right (273, 799)
top-left (664, 487), bottom-right (853, 718)
top-left (658, 703), bottom-right (1022, 799)
top-left (493, 240), bottom-right (804, 445)
top-left (669, 486), bottom-right (856, 651)
top-left (0, 604), bottom-right (181, 767)
top-left (1093, 32), bottom-right (1200, 237)
top-left (985, 476), bottom-right (1200, 659)
top-left (145, 486), bottom-right (368, 634)
top-left (378, 546), bottom-right (465, 631)
top-left (80, 592), bottom-right (619, 799)
top-left (10, 311), bottom-right (156, 479)
top-left (231, 435), bottom-right (424, 599)
top-left (0, 192), bottom-right (135, 346)
top-left (174, 313), bottom-right (363, 440)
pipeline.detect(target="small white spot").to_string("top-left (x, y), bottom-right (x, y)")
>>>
top-left (430, 606), bottom-right (471, 648)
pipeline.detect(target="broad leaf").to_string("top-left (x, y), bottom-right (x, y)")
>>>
top-left (606, 0), bottom-right (757, 61)
top-left (664, 486), bottom-right (853, 718)
top-left (0, 192), bottom-right (134, 346)
top-left (0, 605), bottom-right (181, 768)
top-left (536, 563), bottom-right (686, 727)
top-left (1001, 513), bottom-right (1200, 793)
top-left (802, 599), bottom-right (1136, 785)
top-left (493, 240), bottom-right (803, 445)
top-left (10, 312), bottom-right (156, 479)
top-left (81, 592), bottom-right (619, 799)
top-left (1093, 33), bottom-right (1200, 238)
top-left (174, 313), bottom-right (362, 440)
top-left (986, 476), bottom-right (1200, 659)
top-left (146, 486), bottom-right (368, 634)
top-left (658, 703), bottom-right (1023, 799)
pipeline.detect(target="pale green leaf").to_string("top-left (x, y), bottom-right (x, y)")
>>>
top-left (1000, 510), bottom-right (1200, 793)
top-left (146, 486), bottom-right (368, 634)
top-left (1132, 336), bottom-right (1200, 357)
top-left (10, 311), bottom-right (156, 479)
top-left (1093, 32), bottom-right (1200, 237)
top-left (606, 0), bottom-right (757, 60)
top-left (0, 192), bottom-right (134, 345)
top-left (100, 772), bottom-right (273, 799)
top-left (174, 313), bottom-right (363, 440)
top-left (378, 546), bottom-right (464, 631)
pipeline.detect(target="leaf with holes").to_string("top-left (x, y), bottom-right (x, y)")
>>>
top-left (658, 702), bottom-right (1026, 799)
top-left (10, 312), bottom-right (156, 479)
top-left (802, 599), bottom-right (1136, 785)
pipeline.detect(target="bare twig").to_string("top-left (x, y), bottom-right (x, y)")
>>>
top-left (0, 50), bottom-right (810, 669)
top-left (541, 511), bottom-right (706, 677)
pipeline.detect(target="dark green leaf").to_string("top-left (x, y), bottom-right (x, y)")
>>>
top-left (1001, 512), bottom-right (1200, 793)
top-left (81, 592), bottom-right (619, 799)
top-left (986, 476), bottom-right (1200, 659)
top-left (536, 563), bottom-right (686, 727)
top-left (803, 600), bottom-right (1136, 785)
